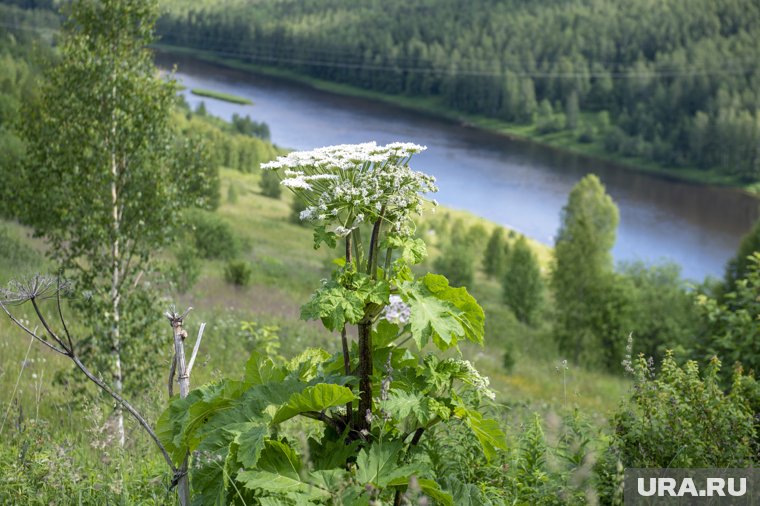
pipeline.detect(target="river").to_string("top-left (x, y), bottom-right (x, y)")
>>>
top-left (157, 53), bottom-right (759, 281)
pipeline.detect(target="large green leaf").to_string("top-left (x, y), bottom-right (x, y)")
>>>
top-left (399, 273), bottom-right (485, 350)
top-left (235, 424), bottom-right (269, 468)
top-left (272, 384), bottom-right (356, 424)
top-left (421, 273), bottom-right (485, 345)
top-left (356, 442), bottom-right (425, 488)
top-left (301, 281), bottom-right (365, 331)
top-left (417, 478), bottom-right (455, 506)
top-left (455, 407), bottom-right (508, 463)
top-left (287, 347), bottom-right (331, 382)
top-left (238, 440), bottom-right (331, 501)
top-left (245, 351), bottom-right (286, 386)
top-left (400, 281), bottom-right (464, 350)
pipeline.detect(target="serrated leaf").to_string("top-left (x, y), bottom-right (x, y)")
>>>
top-left (245, 350), bottom-right (286, 386)
top-left (287, 347), bottom-right (331, 381)
top-left (373, 319), bottom-right (401, 347)
top-left (272, 384), bottom-right (356, 424)
top-left (442, 476), bottom-right (491, 506)
top-left (422, 273), bottom-right (484, 345)
top-left (354, 276), bottom-right (391, 306)
top-left (313, 225), bottom-right (337, 250)
top-left (404, 285), bottom-right (464, 350)
top-left (417, 478), bottom-right (455, 506)
top-left (237, 470), bottom-right (330, 500)
top-left (455, 407), bottom-right (507, 463)
top-left (235, 424), bottom-right (268, 468)
top-left (356, 442), bottom-right (406, 487)
top-left (301, 282), bottom-right (365, 331)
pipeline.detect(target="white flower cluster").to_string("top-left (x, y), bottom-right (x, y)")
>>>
top-left (382, 294), bottom-right (411, 325)
top-left (449, 358), bottom-right (496, 400)
top-left (262, 142), bottom-right (437, 236)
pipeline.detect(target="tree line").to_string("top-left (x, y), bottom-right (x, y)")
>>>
top-left (433, 173), bottom-right (758, 375)
top-left (156, 0), bottom-right (760, 183)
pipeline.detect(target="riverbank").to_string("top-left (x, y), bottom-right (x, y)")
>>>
top-left (153, 43), bottom-right (759, 196)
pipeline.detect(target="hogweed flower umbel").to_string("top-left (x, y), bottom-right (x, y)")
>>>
top-left (262, 141), bottom-right (437, 237)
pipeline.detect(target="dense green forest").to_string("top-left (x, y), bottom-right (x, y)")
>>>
top-left (153, 0), bottom-right (760, 185)
top-left (2, 0), bottom-right (760, 504)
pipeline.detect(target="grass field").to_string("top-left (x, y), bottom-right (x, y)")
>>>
top-left (0, 167), bottom-right (629, 502)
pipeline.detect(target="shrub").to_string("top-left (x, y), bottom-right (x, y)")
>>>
top-left (610, 353), bottom-right (755, 469)
top-left (170, 243), bottom-right (201, 293)
top-left (226, 183), bottom-right (238, 204)
top-left (224, 259), bottom-right (252, 286)
top-left (184, 208), bottom-right (240, 259)
top-left (259, 169), bottom-right (282, 199)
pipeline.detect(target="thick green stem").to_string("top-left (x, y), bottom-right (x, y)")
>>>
top-left (366, 209), bottom-right (385, 279)
top-left (356, 321), bottom-right (373, 432)
top-left (343, 235), bottom-right (353, 424)
top-left (356, 212), bottom-right (385, 432)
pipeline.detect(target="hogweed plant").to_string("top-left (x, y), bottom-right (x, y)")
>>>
top-left (157, 142), bottom-right (506, 504)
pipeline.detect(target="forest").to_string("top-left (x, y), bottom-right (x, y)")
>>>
top-left (152, 0), bottom-right (760, 186)
top-left (0, 0), bottom-right (760, 505)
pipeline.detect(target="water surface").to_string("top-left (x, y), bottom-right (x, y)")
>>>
top-left (157, 53), bottom-right (759, 281)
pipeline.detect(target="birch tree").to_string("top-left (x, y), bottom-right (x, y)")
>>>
top-left (19, 0), bottom-right (213, 445)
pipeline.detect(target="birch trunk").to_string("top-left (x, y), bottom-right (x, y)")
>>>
top-left (110, 82), bottom-right (125, 448)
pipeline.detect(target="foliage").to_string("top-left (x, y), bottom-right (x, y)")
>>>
top-left (169, 242), bottom-right (201, 294)
top-left (552, 174), bottom-right (625, 370)
top-left (608, 353), bottom-right (755, 469)
top-left (618, 261), bottom-right (699, 361)
top-left (159, 142), bottom-right (504, 504)
top-left (223, 259), bottom-right (252, 287)
top-left (259, 168), bottom-right (282, 199)
top-left (696, 253), bottom-right (760, 381)
top-left (173, 103), bottom-right (279, 173)
top-left (184, 208), bottom-right (240, 260)
top-left (434, 220), bottom-right (476, 288)
top-left (14, 0), bottom-right (217, 444)
top-left (725, 218), bottom-right (760, 292)
top-left (482, 226), bottom-right (508, 278)
top-left (159, 0), bottom-right (760, 181)
top-left (502, 236), bottom-right (543, 324)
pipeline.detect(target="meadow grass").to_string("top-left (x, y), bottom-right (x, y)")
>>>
top-left (0, 168), bottom-right (630, 502)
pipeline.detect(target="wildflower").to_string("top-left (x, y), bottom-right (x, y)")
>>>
top-left (262, 141), bottom-right (437, 236)
top-left (382, 295), bottom-right (411, 325)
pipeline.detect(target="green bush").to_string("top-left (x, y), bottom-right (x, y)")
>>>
top-left (184, 208), bottom-right (240, 259)
top-left (259, 169), bottom-right (282, 199)
top-left (224, 259), bottom-right (252, 286)
top-left (170, 242), bottom-right (201, 293)
top-left (227, 183), bottom-right (238, 204)
top-left (610, 353), bottom-right (755, 469)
